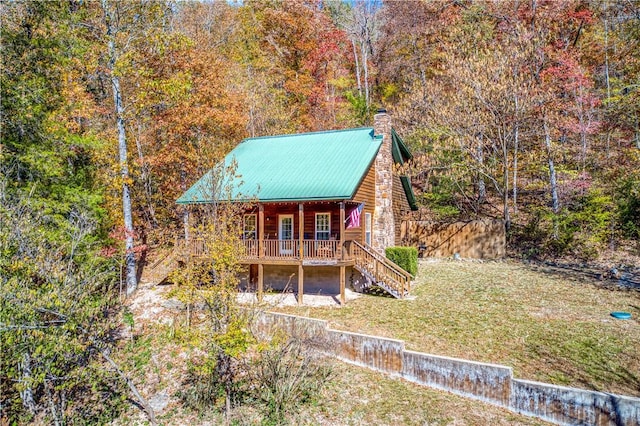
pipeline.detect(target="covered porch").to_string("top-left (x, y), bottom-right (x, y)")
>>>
top-left (240, 200), bottom-right (366, 261)
top-left (240, 200), bottom-right (361, 305)
top-left (179, 201), bottom-right (410, 305)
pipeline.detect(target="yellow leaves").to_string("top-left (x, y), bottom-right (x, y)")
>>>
top-left (214, 318), bottom-right (256, 358)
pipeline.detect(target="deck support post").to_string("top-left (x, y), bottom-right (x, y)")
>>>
top-left (257, 205), bottom-right (265, 302)
top-left (297, 264), bottom-right (304, 305)
top-left (257, 264), bottom-right (263, 302)
top-left (340, 265), bottom-right (346, 305)
top-left (339, 202), bottom-right (345, 260)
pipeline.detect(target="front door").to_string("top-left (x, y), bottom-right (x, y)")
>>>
top-left (278, 214), bottom-right (294, 255)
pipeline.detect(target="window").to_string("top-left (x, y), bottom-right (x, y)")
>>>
top-left (243, 214), bottom-right (257, 240)
top-left (315, 213), bottom-right (330, 240)
top-left (364, 212), bottom-right (372, 245)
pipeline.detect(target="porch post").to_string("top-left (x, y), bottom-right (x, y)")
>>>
top-left (340, 265), bottom-right (346, 305)
top-left (258, 204), bottom-right (264, 301)
top-left (298, 203), bottom-right (304, 305)
top-left (258, 204), bottom-right (264, 258)
top-left (298, 264), bottom-right (304, 305)
top-left (298, 203), bottom-right (304, 259)
top-left (339, 202), bottom-right (345, 260)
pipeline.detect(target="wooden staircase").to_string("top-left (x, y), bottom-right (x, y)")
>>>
top-left (140, 244), bottom-right (181, 286)
top-left (350, 240), bottom-right (413, 299)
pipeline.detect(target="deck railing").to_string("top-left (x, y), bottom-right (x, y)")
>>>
top-left (239, 239), bottom-right (343, 261)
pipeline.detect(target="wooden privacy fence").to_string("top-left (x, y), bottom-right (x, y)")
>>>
top-left (255, 312), bottom-right (640, 426)
top-left (401, 220), bottom-right (506, 259)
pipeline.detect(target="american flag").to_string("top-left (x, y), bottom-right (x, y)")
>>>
top-left (346, 203), bottom-right (364, 229)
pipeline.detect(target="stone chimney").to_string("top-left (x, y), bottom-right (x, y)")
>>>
top-left (373, 109), bottom-right (395, 253)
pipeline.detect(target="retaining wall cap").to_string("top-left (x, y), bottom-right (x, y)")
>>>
top-left (404, 349), bottom-right (514, 373)
top-left (328, 328), bottom-right (406, 345)
top-left (268, 312), bottom-right (406, 344)
top-left (265, 311), bottom-right (329, 327)
top-left (512, 378), bottom-right (640, 402)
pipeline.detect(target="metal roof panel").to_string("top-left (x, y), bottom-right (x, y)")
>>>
top-left (177, 127), bottom-right (382, 204)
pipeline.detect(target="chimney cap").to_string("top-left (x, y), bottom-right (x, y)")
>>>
top-left (376, 108), bottom-right (387, 114)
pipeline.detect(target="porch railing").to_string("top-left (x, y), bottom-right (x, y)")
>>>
top-left (241, 239), bottom-right (343, 260)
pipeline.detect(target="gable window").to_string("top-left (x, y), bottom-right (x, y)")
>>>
top-left (315, 213), bottom-right (331, 240)
top-left (243, 214), bottom-right (257, 240)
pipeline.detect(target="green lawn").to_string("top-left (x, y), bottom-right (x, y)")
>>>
top-left (276, 260), bottom-right (640, 397)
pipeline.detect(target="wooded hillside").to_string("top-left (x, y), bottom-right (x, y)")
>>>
top-left (3, 0), bottom-right (638, 263)
top-left (1, 1), bottom-right (639, 422)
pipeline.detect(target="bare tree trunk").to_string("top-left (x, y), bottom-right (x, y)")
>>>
top-left (544, 122), bottom-right (559, 238)
top-left (352, 39), bottom-right (362, 96)
top-left (502, 139), bottom-right (510, 231)
top-left (603, 1), bottom-right (612, 157)
top-left (180, 167), bottom-right (190, 242)
top-left (20, 353), bottom-right (36, 414)
top-left (112, 51), bottom-right (137, 295)
top-left (580, 129), bottom-right (588, 173)
top-left (44, 378), bottom-right (61, 426)
top-left (636, 116), bottom-right (640, 149)
top-left (135, 126), bottom-right (158, 229)
top-left (361, 41), bottom-right (369, 111)
top-left (512, 95), bottom-right (519, 214)
top-left (98, 344), bottom-right (157, 425)
top-left (476, 141), bottom-right (486, 204)
top-left (103, 0), bottom-right (137, 295)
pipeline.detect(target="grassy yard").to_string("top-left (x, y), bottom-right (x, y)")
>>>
top-left (121, 296), bottom-right (550, 425)
top-left (291, 359), bottom-right (548, 426)
top-left (276, 260), bottom-right (640, 397)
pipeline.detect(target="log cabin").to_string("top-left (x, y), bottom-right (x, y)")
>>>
top-left (176, 110), bottom-right (417, 304)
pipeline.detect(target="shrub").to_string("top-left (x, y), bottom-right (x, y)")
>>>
top-left (617, 175), bottom-right (640, 239)
top-left (385, 246), bottom-right (418, 276)
top-left (543, 189), bottom-right (616, 259)
top-left (251, 336), bottom-right (331, 424)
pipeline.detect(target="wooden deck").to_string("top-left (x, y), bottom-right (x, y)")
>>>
top-left (186, 238), bottom-right (352, 265)
top-left (182, 238), bottom-right (412, 303)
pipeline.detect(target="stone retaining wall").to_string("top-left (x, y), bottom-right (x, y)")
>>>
top-left (257, 312), bottom-right (640, 426)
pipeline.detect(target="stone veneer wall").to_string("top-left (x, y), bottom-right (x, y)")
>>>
top-left (373, 111), bottom-right (395, 253)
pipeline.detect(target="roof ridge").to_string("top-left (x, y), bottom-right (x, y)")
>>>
top-left (242, 126), bottom-right (374, 142)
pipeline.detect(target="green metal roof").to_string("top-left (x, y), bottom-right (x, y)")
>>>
top-left (177, 127), bottom-right (383, 204)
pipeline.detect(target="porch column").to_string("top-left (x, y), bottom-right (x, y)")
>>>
top-left (258, 204), bottom-right (264, 258)
top-left (298, 203), bottom-right (304, 305)
top-left (298, 203), bottom-right (304, 260)
top-left (339, 202), bottom-right (345, 260)
top-left (257, 264), bottom-right (263, 302)
top-left (340, 265), bottom-right (346, 305)
top-left (298, 264), bottom-right (304, 305)
top-left (258, 204), bottom-right (264, 301)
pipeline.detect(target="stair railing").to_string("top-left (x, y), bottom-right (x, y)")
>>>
top-left (350, 240), bottom-right (413, 298)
